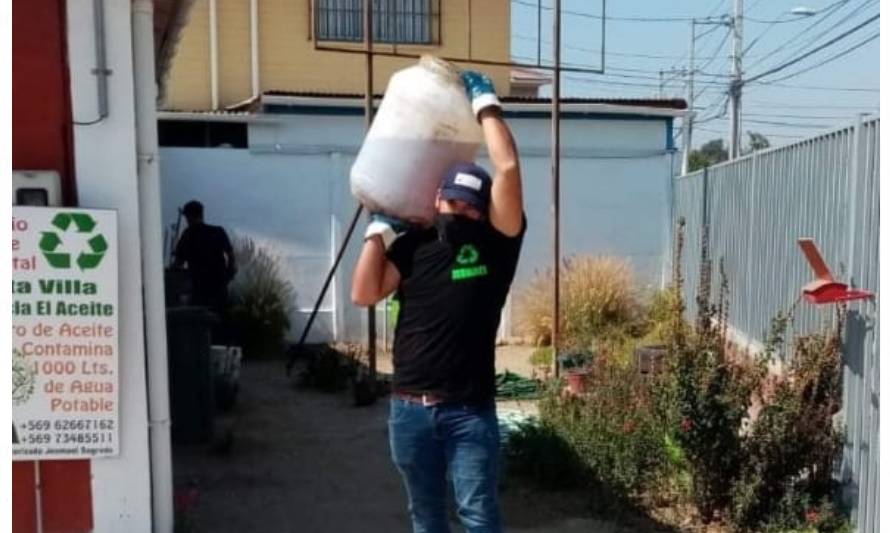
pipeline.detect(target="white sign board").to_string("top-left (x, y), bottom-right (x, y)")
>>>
top-left (12, 207), bottom-right (119, 460)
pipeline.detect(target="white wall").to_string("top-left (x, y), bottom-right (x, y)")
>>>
top-left (66, 0), bottom-right (153, 530)
top-left (159, 109), bottom-right (677, 344)
top-left (159, 148), bottom-right (342, 342)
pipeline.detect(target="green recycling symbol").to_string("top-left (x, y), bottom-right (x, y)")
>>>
top-left (456, 244), bottom-right (480, 266)
top-left (39, 212), bottom-right (108, 270)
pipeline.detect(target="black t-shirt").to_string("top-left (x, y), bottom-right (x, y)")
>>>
top-left (174, 223), bottom-right (235, 300)
top-left (386, 215), bottom-right (526, 404)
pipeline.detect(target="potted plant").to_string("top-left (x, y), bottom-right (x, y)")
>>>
top-left (558, 348), bottom-right (594, 395)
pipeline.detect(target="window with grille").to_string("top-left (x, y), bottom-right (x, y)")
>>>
top-left (315, 0), bottom-right (437, 44)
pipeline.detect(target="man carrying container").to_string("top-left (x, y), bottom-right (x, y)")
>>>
top-left (352, 71), bottom-right (525, 533)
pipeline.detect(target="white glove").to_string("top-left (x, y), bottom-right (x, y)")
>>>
top-left (364, 213), bottom-right (409, 250)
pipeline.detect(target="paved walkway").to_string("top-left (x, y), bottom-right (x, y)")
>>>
top-left (173, 358), bottom-right (673, 532)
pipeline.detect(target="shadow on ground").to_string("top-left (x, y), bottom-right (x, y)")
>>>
top-left (173, 359), bottom-right (680, 532)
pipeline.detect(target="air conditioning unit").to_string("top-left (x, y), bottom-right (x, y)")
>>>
top-left (12, 170), bottom-right (63, 207)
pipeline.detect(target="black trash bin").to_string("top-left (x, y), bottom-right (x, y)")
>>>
top-left (167, 306), bottom-right (217, 444)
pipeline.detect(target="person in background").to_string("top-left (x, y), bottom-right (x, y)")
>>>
top-left (352, 70), bottom-right (525, 533)
top-left (173, 200), bottom-right (237, 339)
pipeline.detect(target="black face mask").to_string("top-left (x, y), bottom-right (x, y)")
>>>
top-left (434, 214), bottom-right (485, 245)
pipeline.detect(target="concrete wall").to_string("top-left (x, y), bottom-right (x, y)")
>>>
top-left (160, 108), bottom-right (676, 345)
top-left (65, 0), bottom-right (154, 530)
top-left (163, 0), bottom-right (512, 110)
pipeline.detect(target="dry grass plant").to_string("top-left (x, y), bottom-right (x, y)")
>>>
top-left (516, 255), bottom-right (641, 350)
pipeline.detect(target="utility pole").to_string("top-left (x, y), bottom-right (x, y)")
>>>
top-left (551, 0), bottom-right (562, 378)
top-left (729, 0), bottom-right (743, 159)
top-left (681, 21), bottom-right (696, 175)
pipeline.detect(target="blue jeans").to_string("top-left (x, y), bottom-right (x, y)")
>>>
top-left (389, 397), bottom-right (502, 533)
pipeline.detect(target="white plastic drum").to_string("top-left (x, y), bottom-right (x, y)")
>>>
top-left (350, 56), bottom-right (483, 225)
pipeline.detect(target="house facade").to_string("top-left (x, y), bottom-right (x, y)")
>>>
top-left (163, 0), bottom-right (514, 110)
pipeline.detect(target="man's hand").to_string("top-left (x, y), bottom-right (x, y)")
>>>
top-left (460, 70), bottom-right (501, 119)
top-left (364, 213), bottom-right (409, 250)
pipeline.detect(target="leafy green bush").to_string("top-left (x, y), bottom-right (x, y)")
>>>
top-left (299, 344), bottom-right (357, 392)
top-left (508, 218), bottom-right (851, 532)
top-left (504, 417), bottom-right (588, 490)
top-left (662, 219), bottom-right (849, 530)
top-left (528, 346), bottom-right (554, 368)
top-left (539, 361), bottom-right (669, 495)
top-left (228, 236), bottom-right (296, 359)
top-left (730, 312), bottom-right (847, 532)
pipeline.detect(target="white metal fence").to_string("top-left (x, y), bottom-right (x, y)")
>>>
top-left (672, 117), bottom-right (879, 532)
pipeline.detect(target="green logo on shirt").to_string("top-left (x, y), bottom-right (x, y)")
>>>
top-left (452, 244), bottom-right (488, 281)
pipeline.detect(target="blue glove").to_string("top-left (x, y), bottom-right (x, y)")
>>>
top-left (364, 213), bottom-right (409, 250)
top-left (460, 70), bottom-right (501, 118)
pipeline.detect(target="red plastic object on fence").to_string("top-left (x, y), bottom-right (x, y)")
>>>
top-left (798, 238), bottom-right (874, 305)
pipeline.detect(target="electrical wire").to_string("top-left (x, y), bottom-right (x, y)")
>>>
top-left (511, 0), bottom-right (723, 23)
top-left (745, 100), bottom-right (879, 109)
top-left (770, 0), bottom-right (878, 66)
top-left (744, 118), bottom-right (832, 128)
top-left (696, 27), bottom-right (732, 72)
top-left (759, 32), bottom-right (878, 84)
top-left (746, 0), bottom-right (855, 69)
top-left (744, 13), bottom-right (879, 84)
top-left (512, 34), bottom-right (689, 61)
top-left (744, 112), bottom-right (875, 119)
top-left (751, 81), bottom-right (879, 92)
top-left (739, 0), bottom-right (850, 58)
top-left (697, 125), bottom-right (805, 138)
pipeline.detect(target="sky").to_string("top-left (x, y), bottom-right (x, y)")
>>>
top-left (509, 0), bottom-right (880, 149)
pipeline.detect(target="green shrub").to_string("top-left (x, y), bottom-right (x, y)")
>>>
top-left (528, 346), bottom-right (554, 368)
top-left (730, 313), bottom-right (847, 532)
top-left (539, 361), bottom-right (670, 495)
top-left (228, 236), bottom-right (296, 359)
top-left (504, 417), bottom-right (587, 490)
top-left (508, 218), bottom-right (851, 532)
top-left (641, 288), bottom-right (688, 346)
top-left (299, 344), bottom-right (357, 392)
top-left (665, 250), bottom-right (762, 522)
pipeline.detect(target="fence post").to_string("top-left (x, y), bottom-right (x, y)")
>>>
top-left (846, 114), bottom-right (865, 286)
top-left (701, 165), bottom-right (710, 250)
top-left (743, 151), bottom-right (759, 341)
top-left (842, 114), bottom-right (866, 525)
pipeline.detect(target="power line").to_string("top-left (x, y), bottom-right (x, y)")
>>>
top-left (697, 27), bottom-right (732, 73)
top-left (512, 34), bottom-right (690, 61)
top-left (744, 118), bottom-right (833, 128)
top-left (744, 13), bottom-right (879, 84)
top-left (745, 0), bottom-right (860, 69)
top-left (511, 0), bottom-right (725, 23)
top-left (744, 112), bottom-right (876, 119)
top-left (761, 32), bottom-right (878, 84)
top-left (690, 0), bottom-right (733, 64)
top-left (749, 81), bottom-right (879, 92)
top-left (698, 126), bottom-right (805, 138)
top-left (772, 0), bottom-right (878, 66)
top-left (739, 0), bottom-right (849, 57)
top-left (745, 100), bottom-right (879, 109)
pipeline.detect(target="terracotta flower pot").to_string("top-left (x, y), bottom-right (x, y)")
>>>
top-left (566, 369), bottom-right (591, 396)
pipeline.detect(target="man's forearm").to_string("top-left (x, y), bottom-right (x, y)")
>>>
top-left (480, 109), bottom-right (523, 236)
top-left (480, 108), bottom-right (520, 175)
top-left (351, 237), bottom-right (387, 306)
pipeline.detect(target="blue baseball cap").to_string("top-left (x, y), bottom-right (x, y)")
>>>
top-left (439, 162), bottom-right (492, 212)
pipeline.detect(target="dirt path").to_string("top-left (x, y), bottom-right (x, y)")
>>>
top-left (174, 359), bottom-right (673, 533)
